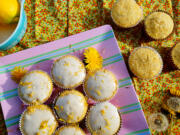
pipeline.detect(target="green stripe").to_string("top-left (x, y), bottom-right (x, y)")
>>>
top-left (0, 94), bottom-right (18, 101)
top-left (5, 114), bottom-right (20, 122)
top-left (0, 35), bottom-right (114, 74)
top-left (0, 88), bottom-right (17, 96)
top-left (121, 108), bottom-right (141, 114)
top-left (120, 102), bottom-right (140, 109)
top-left (103, 58), bottom-right (123, 67)
top-left (103, 53), bottom-right (121, 61)
top-left (119, 77), bottom-right (131, 82)
top-left (6, 121), bottom-right (19, 128)
top-left (119, 83), bottom-right (132, 88)
top-left (0, 31), bottom-right (113, 69)
top-left (126, 129), bottom-right (150, 135)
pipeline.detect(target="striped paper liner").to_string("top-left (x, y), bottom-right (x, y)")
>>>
top-left (0, 25), bottom-right (150, 135)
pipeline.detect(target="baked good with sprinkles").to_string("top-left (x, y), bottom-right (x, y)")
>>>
top-left (51, 55), bottom-right (86, 89)
top-left (86, 102), bottom-right (121, 135)
top-left (84, 69), bottom-right (118, 102)
top-left (18, 70), bottom-right (53, 105)
top-left (19, 105), bottom-right (58, 135)
top-left (54, 90), bottom-right (88, 124)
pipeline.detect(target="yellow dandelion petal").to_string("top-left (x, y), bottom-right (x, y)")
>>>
top-left (11, 66), bottom-right (27, 83)
top-left (84, 47), bottom-right (103, 72)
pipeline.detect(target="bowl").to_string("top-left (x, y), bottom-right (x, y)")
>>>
top-left (0, 0), bottom-right (27, 50)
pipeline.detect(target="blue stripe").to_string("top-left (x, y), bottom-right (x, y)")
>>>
top-left (103, 55), bottom-right (122, 65)
top-left (0, 90), bottom-right (18, 99)
top-left (137, 131), bottom-right (151, 135)
top-left (5, 117), bottom-right (20, 126)
top-left (0, 32), bottom-right (114, 72)
top-left (118, 79), bottom-right (132, 86)
top-left (119, 104), bottom-right (141, 112)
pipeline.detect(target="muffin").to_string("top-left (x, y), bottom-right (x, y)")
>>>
top-left (18, 70), bottom-right (53, 105)
top-left (111, 0), bottom-right (143, 28)
top-left (171, 43), bottom-right (180, 69)
top-left (144, 11), bottom-right (174, 40)
top-left (20, 105), bottom-right (58, 135)
top-left (86, 102), bottom-right (121, 135)
top-left (128, 47), bottom-right (163, 79)
top-left (54, 125), bottom-right (85, 135)
top-left (51, 55), bottom-right (86, 89)
top-left (84, 69), bottom-right (118, 102)
top-left (54, 90), bottom-right (88, 124)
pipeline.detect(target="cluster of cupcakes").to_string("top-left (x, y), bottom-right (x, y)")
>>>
top-left (111, 0), bottom-right (179, 80)
top-left (17, 54), bottom-right (121, 135)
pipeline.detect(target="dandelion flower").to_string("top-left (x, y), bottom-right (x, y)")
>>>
top-left (11, 66), bottom-right (27, 83)
top-left (148, 113), bottom-right (169, 132)
top-left (167, 97), bottom-right (180, 113)
top-left (84, 47), bottom-right (103, 72)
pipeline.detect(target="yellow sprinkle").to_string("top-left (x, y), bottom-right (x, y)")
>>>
top-left (11, 66), bottom-right (27, 83)
top-left (54, 106), bottom-right (59, 111)
top-left (104, 118), bottom-right (111, 130)
top-left (95, 90), bottom-right (101, 96)
top-left (63, 61), bottom-right (70, 66)
top-left (20, 81), bottom-right (32, 86)
top-left (39, 120), bottom-right (48, 130)
top-left (100, 110), bottom-right (105, 115)
top-left (28, 91), bottom-right (34, 98)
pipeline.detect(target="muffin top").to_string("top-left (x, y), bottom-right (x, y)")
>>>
top-left (20, 105), bottom-right (58, 135)
top-left (51, 55), bottom-right (86, 89)
top-left (128, 47), bottom-right (163, 79)
top-left (18, 70), bottom-right (53, 105)
top-left (54, 90), bottom-right (88, 124)
top-left (84, 69), bottom-right (118, 102)
top-left (111, 0), bottom-right (143, 28)
top-left (55, 125), bottom-right (85, 135)
top-left (171, 43), bottom-right (180, 69)
top-left (86, 102), bottom-right (121, 135)
top-left (145, 11), bottom-right (174, 39)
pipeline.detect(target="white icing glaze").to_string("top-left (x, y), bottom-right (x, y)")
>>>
top-left (23, 108), bottom-right (57, 135)
top-left (87, 102), bottom-right (120, 135)
top-left (18, 70), bottom-right (52, 104)
top-left (56, 126), bottom-right (85, 135)
top-left (55, 91), bottom-right (87, 123)
top-left (85, 69), bottom-right (117, 101)
top-left (52, 56), bottom-right (86, 88)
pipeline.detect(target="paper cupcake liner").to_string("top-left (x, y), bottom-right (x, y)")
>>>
top-left (170, 43), bottom-right (180, 70)
top-left (128, 46), bottom-right (163, 80)
top-left (20, 105), bottom-right (58, 135)
top-left (111, 0), bottom-right (144, 29)
top-left (18, 70), bottom-right (54, 105)
top-left (51, 55), bottom-right (86, 90)
top-left (144, 10), bottom-right (175, 41)
top-left (85, 103), bottom-right (122, 135)
top-left (83, 69), bottom-right (118, 102)
top-left (52, 90), bottom-right (88, 125)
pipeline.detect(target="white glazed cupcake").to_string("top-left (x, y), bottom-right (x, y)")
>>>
top-left (86, 102), bottom-right (121, 135)
top-left (20, 105), bottom-right (58, 135)
top-left (51, 55), bottom-right (86, 89)
top-left (54, 90), bottom-right (88, 124)
top-left (54, 125), bottom-right (86, 135)
top-left (18, 70), bottom-right (53, 105)
top-left (84, 69), bottom-right (118, 102)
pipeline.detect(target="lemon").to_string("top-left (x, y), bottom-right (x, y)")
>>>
top-left (0, 0), bottom-right (20, 24)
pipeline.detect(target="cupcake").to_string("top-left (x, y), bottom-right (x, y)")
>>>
top-left (51, 55), bottom-right (86, 89)
top-left (20, 105), bottom-right (58, 135)
top-left (18, 70), bottom-right (53, 105)
top-left (86, 102), bottom-right (121, 135)
top-left (54, 90), bottom-right (88, 124)
top-left (111, 0), bottom-right (143, 28)
top-left (84, 69), bottom-right (118, 102)
top-left (167, 97), bottom-right (180, 113)
top-left (128, 47), bottom-right (163, 79)
top-left (144, 11), bottom-right (174, 40)
top-left (54, 125), bottom-right (85, 135)
top-left (171, 43), bottom-right (180, 69)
